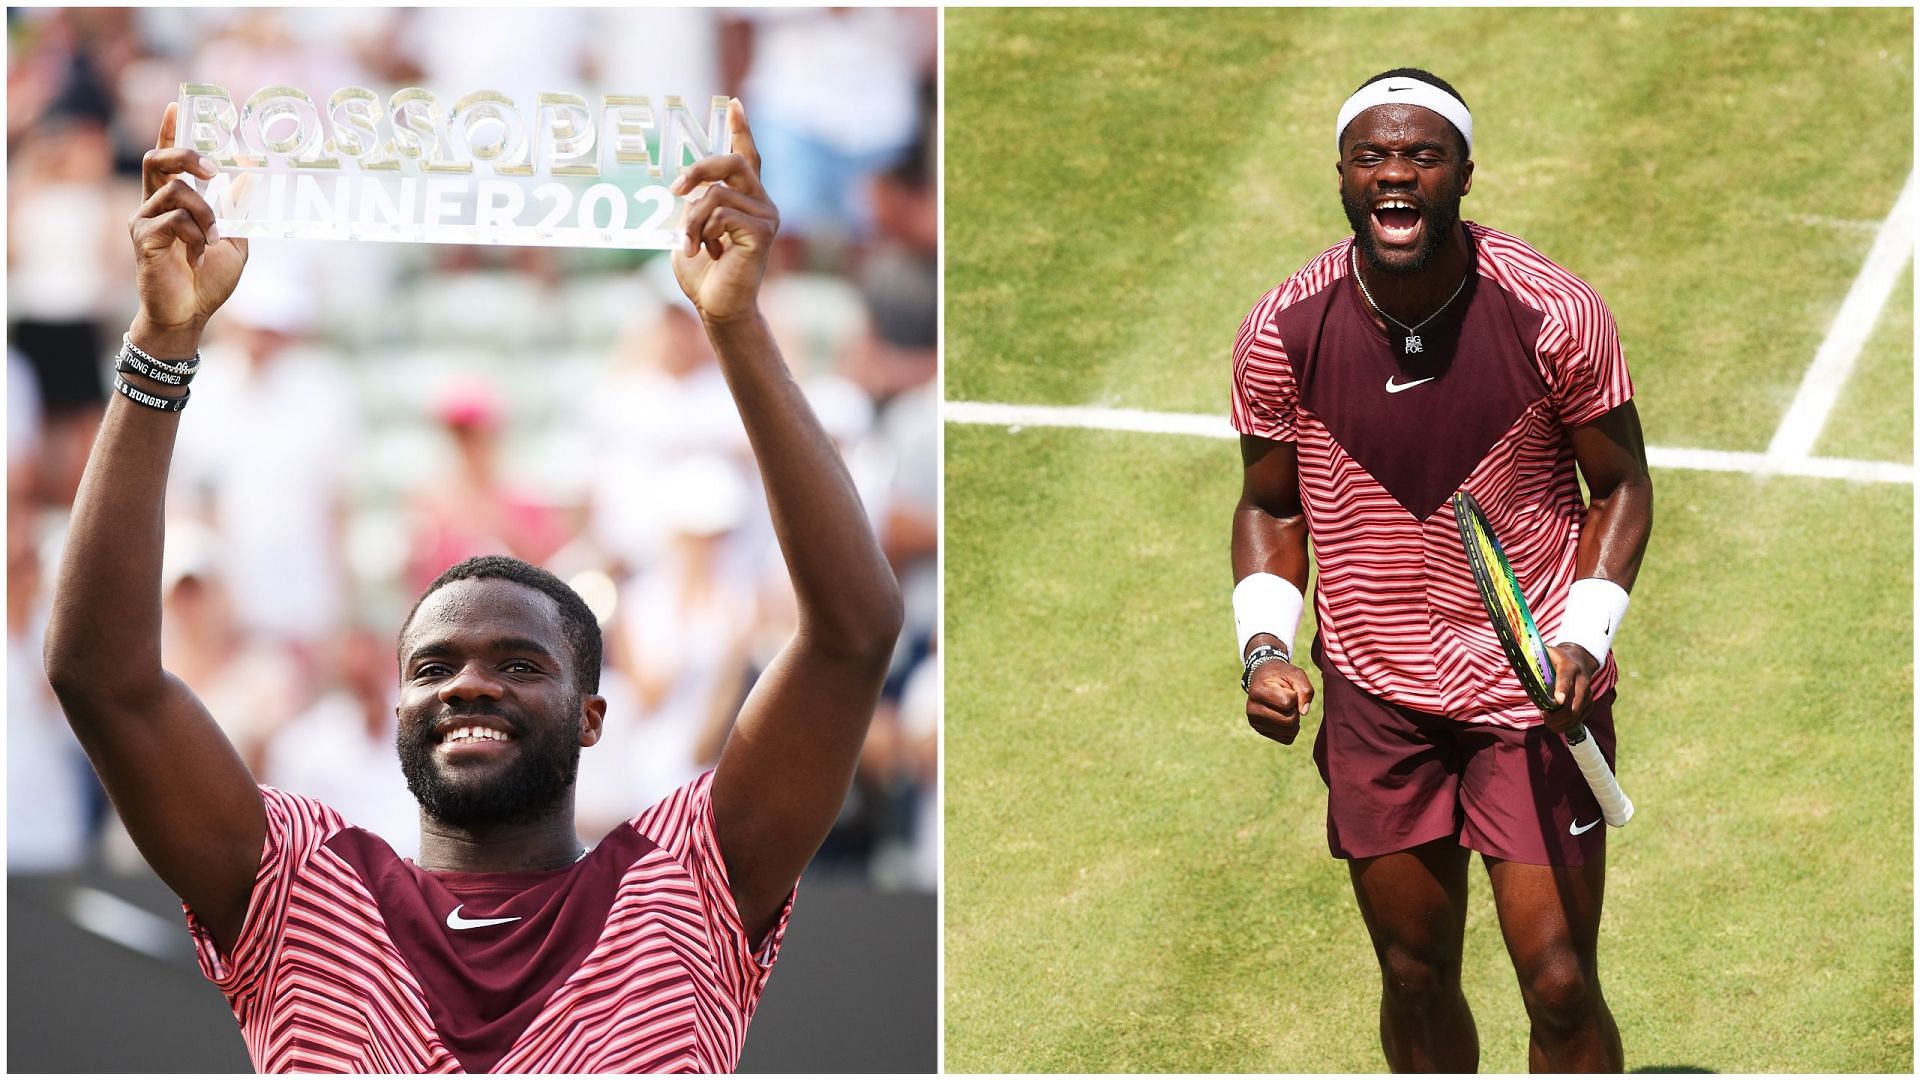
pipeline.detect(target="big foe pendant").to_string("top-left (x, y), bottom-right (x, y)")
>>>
top-left (1401, 333), bottom-right (1424, 356)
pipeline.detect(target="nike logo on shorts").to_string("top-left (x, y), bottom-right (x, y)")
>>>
top-left (446, 904), bottom-right (522, 930)
top-left (1569, 818), bottom-right (1601, 836)
top-left (1385, 375), bottom-right (1437, 394)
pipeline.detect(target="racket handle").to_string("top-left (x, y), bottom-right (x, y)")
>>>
top-left (1563, 724), bottom-right (1634, 827)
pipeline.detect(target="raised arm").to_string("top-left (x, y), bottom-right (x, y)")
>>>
top-left (1542, 399), bottom-right (1654, 726)
top-left (1233, 433), bottom-right (1316, 745)
top-left (42, 104), bottom-right (262, 952)
top-left (670, 100), bottom-right (905, 939)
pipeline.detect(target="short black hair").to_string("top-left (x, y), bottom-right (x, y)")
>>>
top-left (1350, 68), bottom-right (1471, 158)
top-left (400, 555), bottom-right (603, 694)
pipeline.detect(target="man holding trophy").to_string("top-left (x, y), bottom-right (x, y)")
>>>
top-left (42, 96), bottom-right (902, 1072)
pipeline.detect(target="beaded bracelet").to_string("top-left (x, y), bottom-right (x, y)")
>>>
top-left (120, 333), bottom-right (202, 378)
top-left (1240, 642), bottom-right (1291, 693)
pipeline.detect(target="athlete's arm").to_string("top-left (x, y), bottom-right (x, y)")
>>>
top-left (1544, 399), bottom-right (1653, 727)
top-left (1233, 433), bottom-right (1315, 744)
top-left (670, 101), bottom-right (904, 940)
top-left (41, 104), bottom-right (263, 953)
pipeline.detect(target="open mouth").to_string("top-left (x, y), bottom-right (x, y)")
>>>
top-left (1372, 197), bottom-right (1423, 246)
top-left (442, 725), bottom-right (512, 744)
top-left (433, 718), bottom-right (518, 754)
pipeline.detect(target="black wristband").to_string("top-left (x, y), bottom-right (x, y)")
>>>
top-left (116, 350), bottom-right (195, 386)
top-left (1241, 643), bottom-right (1290, 692)
top-left (113, 374), bottom-right (189, 413)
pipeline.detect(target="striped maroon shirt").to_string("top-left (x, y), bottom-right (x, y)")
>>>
top-left (1232, 222), bottom-right (1634, 727)
top-left (183, 771), bottom-right (792, 1072)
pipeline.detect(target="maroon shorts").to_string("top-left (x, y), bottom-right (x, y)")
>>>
top-left (1310, 643), bottom-right (1619, 867)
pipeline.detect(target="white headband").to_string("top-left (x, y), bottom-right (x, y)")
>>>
top-left (1335, 79), bottom-right (1473, 154)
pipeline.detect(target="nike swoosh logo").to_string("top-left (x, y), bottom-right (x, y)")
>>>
top-left (1385, 375), bottom-right (1437, 393)
top-left (446, 904), bottom-right (522, 931)
top-left (1569, 818), bottom-right (1601, 836)
top-left (1387, 84), bottom-right (1410, 92)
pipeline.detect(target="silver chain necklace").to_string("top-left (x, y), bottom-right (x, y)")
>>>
top-left (1350, 244), bottom-right (1471, 357)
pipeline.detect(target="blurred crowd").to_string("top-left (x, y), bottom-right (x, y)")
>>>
top-left (7, 7), bottom-right (939, 892)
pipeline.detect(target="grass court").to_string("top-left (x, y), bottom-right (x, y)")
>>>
top-left (942, 8), bottom-right (1913, 1072)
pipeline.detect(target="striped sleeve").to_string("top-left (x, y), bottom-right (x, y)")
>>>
top-left (630, 771), bottom-right (795, 1009)
top-left (1230, 288), bottom-right (1298, 442)
top-left (1535, 274), bottom-right (1634, 427)
top-left (183, 787), bottom-right (347, 1010)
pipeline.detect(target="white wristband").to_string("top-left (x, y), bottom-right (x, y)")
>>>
top-left (1234, 573), bottom-right (1304, 661)
top-left (1555, 578), bottom-right (1631, 665)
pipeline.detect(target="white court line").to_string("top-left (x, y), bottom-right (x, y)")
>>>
top-left (945, 400), bottom-right (1914, 486)
top-left (1766, 169), bottom-right (1917, 462)
top-left (64, 886), bottom-right (189, 962)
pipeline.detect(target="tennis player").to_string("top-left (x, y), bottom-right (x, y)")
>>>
top-left (43, 100), bottom-right (902, 1073)
top-left (1229, 69), bottom-right (1653, 1072)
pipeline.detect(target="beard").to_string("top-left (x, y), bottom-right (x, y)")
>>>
top-left (398, 703), bottom-right (583, 829)
top-left (1342, 182), bottom-right (1464, 275)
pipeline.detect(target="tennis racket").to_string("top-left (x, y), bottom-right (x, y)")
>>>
top-left (1451, 490), bottom-right (1634, 828)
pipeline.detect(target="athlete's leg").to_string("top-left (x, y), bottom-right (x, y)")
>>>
top-left (1349, 837), bottom-right (1477, 1072)
top-left (1484, 853), bottom-right (1623, 1072)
